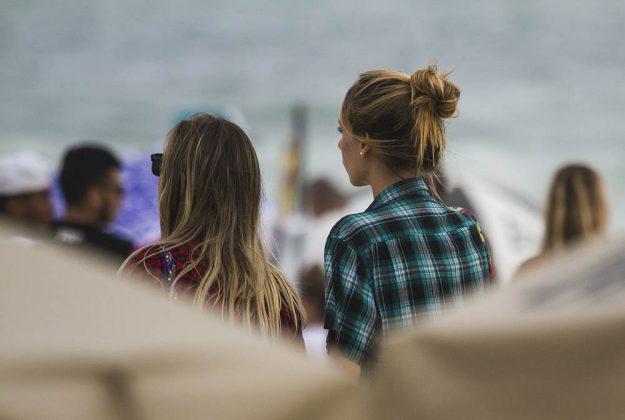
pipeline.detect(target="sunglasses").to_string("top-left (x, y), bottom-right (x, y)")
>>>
top-left (151, 153), bottom-right (163, 176)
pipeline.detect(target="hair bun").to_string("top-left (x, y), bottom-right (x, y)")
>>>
top-left (409, 65), bottom-right (460, 118)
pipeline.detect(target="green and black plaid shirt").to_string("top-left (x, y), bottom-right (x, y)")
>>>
top-left (324, 177), bottom-right (492, 365)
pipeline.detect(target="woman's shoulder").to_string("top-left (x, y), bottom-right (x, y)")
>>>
top-left (328, 210), bottom-right (377, 241)
top-left (128, 242), bottom-right (198, 263)
top-left (132, 244), bottom-right (161, 259)
top-left (121, 242), bottom-right (202, 286)
top-left (439, 205), bottom-right (491, 237)
top-left (122, 245), bottom-right (166, 277)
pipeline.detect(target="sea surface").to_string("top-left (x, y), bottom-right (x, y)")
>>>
top-left (2, 0), bottom-right (624, 237)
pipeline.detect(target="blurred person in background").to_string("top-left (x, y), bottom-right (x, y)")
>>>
top-left (300, 177), bottom-right (350, 268)
top-left (517, 164), bottom-right (609, 275)
top-left (297, 178), bottom-right (352, 359)
top-left (298, 264), bottom-right (328, 361)
top-left (53, 144), bottom-right (133, 262)
top-left (120, 113), bottom-right (305, 343)
top-left (307, 178), bottom-right (348, 218)
top-left (325, 65), bottom-right (493, 375)
top-left (0, 152), bottom-right (53, 230)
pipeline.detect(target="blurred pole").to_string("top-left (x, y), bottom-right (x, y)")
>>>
top-left (274, 104), bottom-right (309, 280)
top-left (279, 104), bottom-right (308, 216)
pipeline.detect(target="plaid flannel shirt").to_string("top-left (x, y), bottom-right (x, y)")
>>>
top-left (324, 177), bottom-right (492, 365)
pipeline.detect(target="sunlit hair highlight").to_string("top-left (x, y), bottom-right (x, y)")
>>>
top-left (543, 164), bottom-right (609, 253)
top-left (121, 113), bottom-right (304, 336)
top-left (339, 65), bottom-right (460, 198)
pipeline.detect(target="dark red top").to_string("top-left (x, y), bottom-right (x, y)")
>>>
top-left (123, 243), bottom-right (303, 340)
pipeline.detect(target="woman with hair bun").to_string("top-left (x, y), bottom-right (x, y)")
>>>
top-left (324, 66), bottom-right (493, 373)
top-left (121, 113), bottom-right (305, 342)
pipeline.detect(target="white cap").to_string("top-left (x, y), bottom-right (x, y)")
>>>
top-left (0, 152), bottom-right (51, 196)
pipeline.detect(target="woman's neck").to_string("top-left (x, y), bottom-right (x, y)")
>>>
top-left (369, 162), bottom-right (418, 198)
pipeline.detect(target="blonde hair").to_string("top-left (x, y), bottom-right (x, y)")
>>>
top-left (543, 164), bottom-right (609, 252)
top-left (339, 65), bottom-right (460, 198)
top-left (122, 113), bottom-right (304, 336)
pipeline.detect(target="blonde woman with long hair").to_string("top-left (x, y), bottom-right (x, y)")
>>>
top-left (518, 164), bottom-right (609, 274)
top-left (120, 113), bottom-right (305, 341)
top-left (324, 66), bottom-right (492, 375)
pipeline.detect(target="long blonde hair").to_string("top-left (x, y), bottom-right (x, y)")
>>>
top-left (122, 113), bottom-right (304, 336)
top-left (542, 164), bottom-right (609, 253)
top-left (339, 65), bottom-right (460, 198)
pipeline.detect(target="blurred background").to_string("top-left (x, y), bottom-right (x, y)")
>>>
top-left (2, 0), bottom-right (624, 245)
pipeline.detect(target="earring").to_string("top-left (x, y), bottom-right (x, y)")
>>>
top-left (359, 152), bottom-right (364, 157)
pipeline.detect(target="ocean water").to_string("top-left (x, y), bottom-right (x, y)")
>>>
top-left (2, 0), bottom-right (625, 233)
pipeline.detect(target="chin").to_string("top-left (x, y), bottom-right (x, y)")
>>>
top-left (344, 167), bottom-right (367, 187)
top-left (348, 176), bottom-right (367, 187)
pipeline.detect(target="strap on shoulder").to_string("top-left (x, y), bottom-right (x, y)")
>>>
top-left (160, 246), bottom-right (178, 298)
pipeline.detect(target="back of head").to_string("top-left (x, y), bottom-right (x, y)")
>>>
top-left (159, 113), bottom-right (262, 241)
top-left (305, 178), bottom-right (347, 217)
top-left (149, 113), bottom-right (303, 336)
top-left (543, 164), bottom-right (609, 252)
top-left (60, 144), bottom-right (121, 207)
top-left (340, 65), bottom-right (460, 189)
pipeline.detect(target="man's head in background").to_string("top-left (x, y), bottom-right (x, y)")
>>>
top-left (305, 178), bottom-right (347, 218)
top-left (59, 144), bottom-right (123, 225)
top-left (0, 152), bottom-right (53, 228)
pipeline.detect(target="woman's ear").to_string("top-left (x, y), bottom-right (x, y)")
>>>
top-left (360, 142), bottom-right (371, 157)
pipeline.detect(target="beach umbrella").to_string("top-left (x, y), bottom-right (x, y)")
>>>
top-left (0, 222), bottom-right (361, 420)
top-left (372, 236), bottom-right (625, 420)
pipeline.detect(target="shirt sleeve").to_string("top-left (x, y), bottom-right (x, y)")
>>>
top-left (324, 232), bottom-right (377, 365)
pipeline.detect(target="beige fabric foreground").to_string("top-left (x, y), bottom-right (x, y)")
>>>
top-left (372, 236), bottom-right (625, 420)
top-left (3, 218), bottom-right (625, 420)
top-left (0, 222), bottom-right (361, 420)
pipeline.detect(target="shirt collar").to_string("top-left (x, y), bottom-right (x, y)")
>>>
top-left (366, 177), bottom-right (432, 211)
